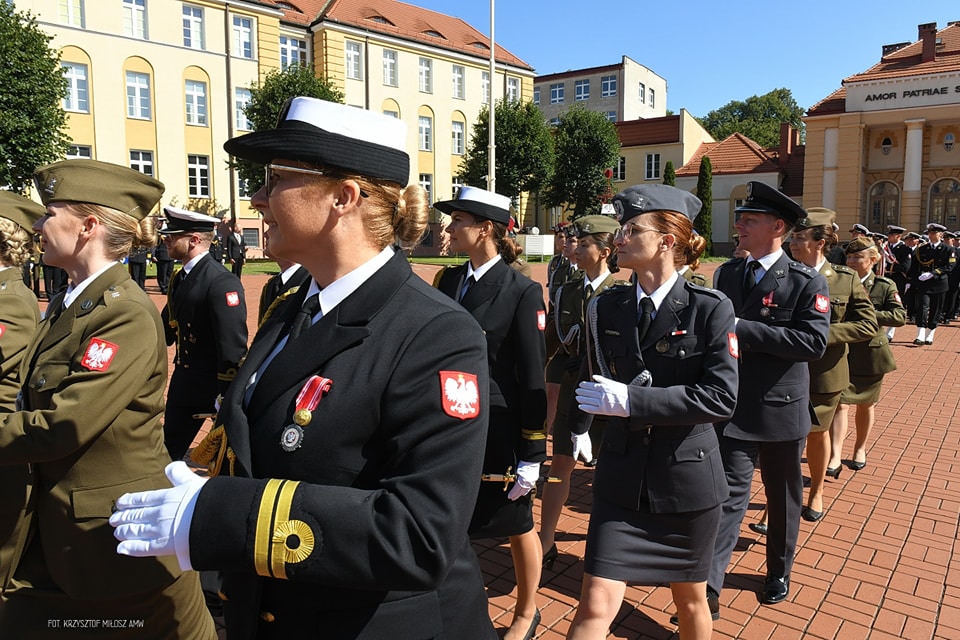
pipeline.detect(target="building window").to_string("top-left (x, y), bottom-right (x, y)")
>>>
top-left (507, 77), bottom-right (519, 102)
top-left (575, 79), bottom-right (589, 101)
top-left (62, 62), bottom-right (88, 113)
top-left (550, 83), bottom-right (564, 104)
top-left (604, 111), bottom-right (617, 122)
top-left (549, 117), bottom-right (560, 127)
top-left (645, 153), bottom-right (660, 180)
top-left (601, 75), bottom-right (617, 97)
top-left (418, 116), bottom-right (432, 151)
top-left (242, 228), bottom-right (260, 249)
top-left (419, 173), bottom-right (432, 205)
top-left (185, 80), bottom-right (207, 126)
top-left (232, 16), bottom-right (253, 59)
top-left (182, 5), bottom-right (203, 49)
top-left (280, 36), bottom-right (306, 70)
top-left (451, 121), bottom-right (464, 155)
top-left (868, 182), bottom-right (900, 227)
top-left (649, 88), bottom-right (655, 109)
top-left (345, 41), bottom-right (362, 80)
top-left (481, 71), bottom-right (490, 103)
top-left (451, 64), bottom-right (464, 99)
top-left (383, 109), bottom-right (399, 119)
top-left (123, 0), bottom-right (146, 39)
top-left (418, 57), bottom-right (432, 93)
top-left (238, 177), bottom-right (252, 199)
top-left (945, 132), bottom-right (956, 152)
top-left (67, 145), bottom-right (91, 159)
top-left (382, 49), bottom-right (397, 86)
top-left (187, 154), bottom-right (210, 197)
top-left (129, 150), bottom-right (154, 177)
top-left (638, 83), bottom-right (646, 104)
top-left (235, 88), bottom-right (251, 130)
top-left (59, 0), bottom-right (84, 27)
top-left (928, 179), bottom-right (960, 227)
top-left (125, 71), bottom-right (151, 119)
top-left (533, 87), bottom-right (540, 105)
top-left (451, 176), bottom-right (463, 199)
top-left (613, 157), bottom-right (626, 181)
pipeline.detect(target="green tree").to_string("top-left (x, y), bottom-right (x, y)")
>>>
top-left (663, 160), bottom-right (676, 186)
top-left (544, 106), bottom-right (621, 218)
top-left (695, 156), bottom-right (713, 256)
top-left (232, 64), bottom-right (343, 193)
top-left (698, 88), bottom-right (804, 148)
top-left (458, 99), bottom-right (554, 202)
top-left (0, 3), bottom-right (70, 192)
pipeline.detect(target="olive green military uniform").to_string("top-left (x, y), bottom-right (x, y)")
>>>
top-left (681, 266), bottom-right (708, 287)
top-left (842, 273), bottom-right (906, 404)
top-left (807, 262), bottom-right (878, 430)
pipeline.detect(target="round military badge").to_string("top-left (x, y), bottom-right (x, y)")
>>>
top-left (280, 424), bottom-right (304, 452)
top-left (656, 340), bottom-right (670, 353)
top-left (760, 307), bottom-right (770, 317)
top-left (293, 409), bottom-right (312, 427)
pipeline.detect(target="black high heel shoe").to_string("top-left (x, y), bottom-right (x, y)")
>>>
top-left (519, 609), bottom-right (541, 640)
top-left (825, 465), bottom-right (841, 479)
top-left (542, 544), bottom-right (558, 571)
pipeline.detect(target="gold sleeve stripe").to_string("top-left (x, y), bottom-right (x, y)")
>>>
top-left (521, 429), bottom-right (547, 441)
top-left (253, 479), bottom-right (284, 577)
top-left (269, 480), bottom-right (300, 579)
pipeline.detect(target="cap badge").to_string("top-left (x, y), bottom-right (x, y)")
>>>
top-left (44, 176), bottom-right (59, 195)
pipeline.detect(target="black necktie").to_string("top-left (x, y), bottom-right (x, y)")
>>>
top-left (584, 283), bottom-right (594, 299)
top-left (288, 294), bottom-right (320, 341)
top-left (637, 297), bottom-right (655, 343)
top-left (459, 275), bottom-right (475, 302)
top-left (744, 261), bottom-right (761, 295)
top-left (269, 274), bottom-right (283, 300)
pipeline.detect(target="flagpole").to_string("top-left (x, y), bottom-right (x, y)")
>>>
top-left (487, 0), bottom-right (495, 192)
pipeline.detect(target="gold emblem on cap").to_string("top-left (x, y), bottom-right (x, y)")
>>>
top-left (293, 409), bottom-right (312, 426)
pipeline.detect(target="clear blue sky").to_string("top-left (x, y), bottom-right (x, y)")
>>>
top-left (413, 0), bottom-right (960, 118)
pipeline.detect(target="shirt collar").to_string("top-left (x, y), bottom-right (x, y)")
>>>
top-left (64, 262), bottom-right (118, 308)
top-left (182, 251), bottom-right (209, 274)
top-left (587, 270), bottom-right (611, 291)
top-left (749, 248), bottom-right (784, 273)
top-left (304, 246), bottom-right (395, 318)
top-left (465, 254), bottom-right (502, 282)
top-left (636, 270), bottom-right (680, 313)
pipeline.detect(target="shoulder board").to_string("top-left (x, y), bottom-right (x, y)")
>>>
top-left (101, 282), bottom-right (131, 306)
top-left (600, 282), bottom-right (632, 294)
top-left (714, 257), bottom-right (742, 273)
top-left (873, 275), bottom-right (895, 285)
top-left (788, 262), bottom-right (817, 278)
top-left (431, 265), bottom-right (451, 289)
top-left (685, 280), bottom-right (725, 299)
top-left (612, 279), bottom-right (632, 287)
top-left (832, 264), bottom-right (856, 274)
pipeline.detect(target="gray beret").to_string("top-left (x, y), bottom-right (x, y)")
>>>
top-left (611, 184), bottom-right (702, 224)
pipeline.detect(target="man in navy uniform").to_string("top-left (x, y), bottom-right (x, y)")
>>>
top-left (709, 181), bottom-right (830, 612)
top-left (908, 222), bottom-right (955, 344)
top-left (160, 205), bottom-right (248, 461)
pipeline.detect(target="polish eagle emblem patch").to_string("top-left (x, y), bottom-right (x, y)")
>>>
top-left (440, 371), bottom-right (479, 419)
top-left (81, 337), bottom-right (118, 371)
top-left (815, 295), bottom-right (830, 313)
top-left (226, 291), bottom-right (240, 307)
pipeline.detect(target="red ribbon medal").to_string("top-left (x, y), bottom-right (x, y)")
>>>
top-left (280, 376), bottom-right (333, 452)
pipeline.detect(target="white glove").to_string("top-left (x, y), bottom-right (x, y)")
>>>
top-left (571, 432), bottom-right (593, 463)
top-left (576, 375), bottom-right (630, 417)
top-left (507, 461), bottom-right (539, 501)
top-left (109, 461), bottom-right (207, 571)
top-left (904, 283), bottom-right (911, 292)
top-left (918, 272), bottom-right (934, 281)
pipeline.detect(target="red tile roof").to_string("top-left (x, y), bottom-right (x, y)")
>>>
top-left (844, 22), bottom-right (960, 84)
top-left (616, 115), bottom-right (681, 146)
top-left (807, 87), bottom-right (846, 116)
top-left (675, 133), bottom-right (780, 177)
top-left (260, 0), bottom-right (532, 70)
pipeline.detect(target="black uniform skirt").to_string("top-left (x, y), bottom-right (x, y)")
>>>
top-left (468, 417), bottom-right (535, 539)
top-left (584, 497), bottom-right (720, 584)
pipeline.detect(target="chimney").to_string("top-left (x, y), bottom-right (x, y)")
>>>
top-left (779, 122), bottom-right (793, 167)
top-left (919, 22), bottom-right (938, 62)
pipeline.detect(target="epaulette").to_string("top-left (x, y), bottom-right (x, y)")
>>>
top-left (685, 279), bottom-right (725, 299)
top-left (432, 265), bottom-right (450, 289)
top-left (832, 264), bottom-right (857, 275)
top-left (715, 257), bottom-right (745, 274)
top-left (788, 262), bottom-right (817, 278)
top-left (874, 274), bottom-right (896, 285)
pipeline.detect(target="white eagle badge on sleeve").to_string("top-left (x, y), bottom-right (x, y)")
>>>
top-left (81, 337), bottom-right (119, 372)
top-left (440, 371), bottom-right (480, 419)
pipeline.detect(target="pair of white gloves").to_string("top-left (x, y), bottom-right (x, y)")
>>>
top-left (570, 375), bottom-right (631, 462)
top-left (918, 272), bottom-right (935, 281)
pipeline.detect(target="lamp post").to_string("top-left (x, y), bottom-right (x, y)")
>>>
top-left (487, 0), bottom-right (495, 192)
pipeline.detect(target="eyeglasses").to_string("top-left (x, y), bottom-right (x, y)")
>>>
top-left (263, 163), bottom-right (332, 197)
top-left (614, 222), bottom-right (665, 242)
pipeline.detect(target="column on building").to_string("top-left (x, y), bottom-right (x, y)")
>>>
top-left (902, 118), bottom-right (926, 228)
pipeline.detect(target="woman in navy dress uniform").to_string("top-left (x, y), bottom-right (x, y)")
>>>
top-left (434, 186), bottom-right (547, 640)
top-left (111, 97), bottom-right (495, 640)
top-left (567, 184), bottom-right (738, 640)
top-left (538, 214), bottom-right (621, 569)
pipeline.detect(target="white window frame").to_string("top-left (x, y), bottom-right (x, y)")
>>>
top-left (123, 0), bottom-right (146, 39)
top-left (601, 75), bottom-right (617, 98)
top-left (129, 149), bottom-right (154, 177)
top-left (383, 110), bottom-right (399, 119)
top-left (418, 116), bottom-right (432, 151)
top-left (187, 154), bottom-right (210, 198)
top-left (451, 177), bottom-right (463, 199)
top-left (59, 0), bottom-right (84, 28)
top-left (419, 174), bottom-right (432, 205)
top-left (280, 36), bottom-right (306, 70)
top-left (238, 177), bottom-right (253, 199)
top-left (125, 71), bottom-right (151, 120)
top-left (232, 15), bottom-right (253, 59)
top-left (649, 88), bottom-right (655, 109)
top-left (185, 80), bottom-right (207, 126)
top-left (533, 87), bottom-right (540, 105)
top-left (452, 64), bottom-right (464, 100)
top-left (574, 79), bottom-right (589, 101)
top-left (638, 82), bottom-right (645, 104)
top-left (481, 71), bottom-right (490, 103)
top-left (604, 111), bottom-right (617, 123)
top-left (645, 153), bottom-right (660, 180)
top-left (67, 145), bottom-right (92, 159)
top-left (451, 121), bottom-right (464, 155)
top-left (182, 5), bottom-right (203, 49)
top-left (62, 62), bottom-right (89, 113)
top-left (382, 49), bottom-right (397, 86)
top-left (550, 83), bottom-right (564, 104)
top-left (614, 157), bottom-right (626, 181)
top-left (345, 41), bottom-right (363, 80)
top-left (235, 87), bottom-right (252, 131)
top-left (507, 77), bottom-right (519, 102)
top-left (418, 57), bottom-right (432, 93)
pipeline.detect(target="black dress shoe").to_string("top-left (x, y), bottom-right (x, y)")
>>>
top-left (925, 338), bottom-right (933, 345)
top-left (913, 338), bottom-right (924, 345)
top-left (825, 465), bottom-right (841, 479)
top-left (519, 609), bottom-right (541, 640)
top-left (761, 576), bottom-right (789, 604)
top-left (542, 544), bottom-right (558, 571)
top-left (847, 459), bottom-right (867, 471)
top-left (671, 589), bottom-right (719, 624)
top-left (748, 522), bottom-right (768, 535)
top-left (801, 506), bottom-right (824, 522)
top-left (584, 457), bottom-right (598, 467)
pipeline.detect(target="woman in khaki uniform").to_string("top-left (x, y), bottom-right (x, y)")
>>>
top-left (788, 209), bottom-right (877, 521)
top-left (829, 237), bottom-right (906, 472)
top-left (0, 192), bottom-right (43, 598)
top-left (0, 161), bottom-right (214, 638)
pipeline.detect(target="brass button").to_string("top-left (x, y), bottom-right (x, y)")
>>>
top-left (260, 611), bottom-right (275, 623)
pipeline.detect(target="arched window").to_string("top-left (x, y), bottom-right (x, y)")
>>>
top-left (867, 181), bottom-right (900, 228)
top-left (929, 178), bottom-right (960, 228)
